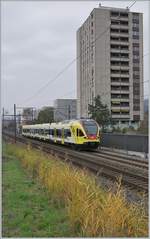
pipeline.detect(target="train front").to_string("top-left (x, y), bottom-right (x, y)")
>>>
top-left (80, 119), bottom-right (100, 149)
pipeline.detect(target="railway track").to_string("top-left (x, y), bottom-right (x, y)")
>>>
top-left (3, 132), bottom-right (148, 192)
top-left (90, 150), bottom-right (148, 169)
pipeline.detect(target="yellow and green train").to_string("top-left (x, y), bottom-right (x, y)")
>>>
top-left (22, 119), bottom-right (101, 150)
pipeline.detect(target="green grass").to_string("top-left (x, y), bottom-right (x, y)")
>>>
top-left (2, 154), bottom-right (73, 237)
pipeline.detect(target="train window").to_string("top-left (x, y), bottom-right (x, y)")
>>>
top-left (81, 120), bottom-right (98, 135)
top-left (67, 130), bottom-right (71, 137)
top-left (56, 129), bottom-right (62, 137)
top-left (44, 129), bottom-right (49, 135)
top-left (64, 129), bottom-right (71, 137)
top-left (50, 129), bottom-right (54, 136)
top-left (64, 129), bottom-right (67, 138)
top-left (79, 129), bottom-right (84, 137)
top-left (77, 129), bottom-right (84, 137)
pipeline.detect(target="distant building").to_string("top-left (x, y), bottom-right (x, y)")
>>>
top-left (22, 107), bottom-right (38, 124)
top-left (77, 6), bottom-right (144, 126)
top-left (54, 99), bottom-right (77, 122)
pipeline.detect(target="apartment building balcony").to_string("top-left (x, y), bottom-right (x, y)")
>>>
top-left (111, 90), bottom-right (129, 94)
top-left (110, 15), bottom-right (129, 21)
top-left (111, 114), bottom-right (130, 119)
top-left (111, 93), bottom-right (129, 99)
top-left (110, 57), bottom-right (129, 62)
top-left (110, 48), bottom-right (129, 54)
top-left (110, 24), bottom-right (129, 30)
top-left (110, 32), bottom-right (129, 38)
top-left (111, 99), bottom-right (130, 104)
top-left (110, 12), bottom-right (128, 20)
top-left (111, 85), bottom-right (129, 90)
top-left (111, 73), bottom-right (130, 78)
top-left (111, 107), bottom-right (130, 113)
top-left (110, 40), bottom-right (129, 46)
top-left (111, 81), bottom-right (129, 86)
top-left (111, 65), bottom-right (129, 70)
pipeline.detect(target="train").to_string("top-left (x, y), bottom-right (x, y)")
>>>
top-left (22, 118), bottom-right (101, 150)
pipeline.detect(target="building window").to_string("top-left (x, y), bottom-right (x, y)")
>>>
top-left (121, 62), bottom-right (129, 66)
top-left (121, 78), bottom-right (129, 82)
top-left (120, 12), bottom-right (128, 17)
top-left (133, 43), bottom-right (139, 47)
top-left (132, 27), bottom-right (139, 32)
top-left (133, 48), bottom-right (139, 52)
top-left (120, 20), bottom-right (128, 25)
top-left (110, 36), bottom-right (119, 41)
top-left (133, 55), bottom-right (139, 60)
top-left (133, 67), bottom-right (140, 71)
top-left (133, 105), bottom-right (140, 111)
top-left (111, 44), bottom-right (120, 49)
top-left (133, 74), bottom-right (140, 79)
top-left (121, 70), bottom-right (129, 74)
top-left (133, 59), bottom-right (140, 63)
top-left (120, 37), bottom-right (128, 42)
top-left (121, 45), bottom-right (129, 50)
top-left (133, 50), bottom-right (139, 56)
top-left (111, 28), bottom-right (119, 33)
top-left (111, 11), bottom-right (119, 17)
top-left (133, 35), bottom-right (139, 40)
top-left (111, 20), bottom-right (120, 25)
top-left (133, 99), bottom-right (140, 104)
top-left (133, 31), bottom-right (139, 36)
top-left (120, 29), bottom-right (128, 34)
top-left (133, 13), bottom-right (139, 18)
top-left (132, 19), bottom-right (139, 24)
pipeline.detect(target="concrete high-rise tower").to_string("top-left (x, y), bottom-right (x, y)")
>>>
top-left (77, 6), bottom-right (143, 125)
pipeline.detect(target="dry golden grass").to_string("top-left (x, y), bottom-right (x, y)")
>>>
top-left (4, 142), bottom-right (148, 237)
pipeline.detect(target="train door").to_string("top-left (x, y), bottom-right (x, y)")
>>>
top-left (54, 128), bottom-right (57, 143)
top-left (76, 128), bottom-right (85, 144)
top-left (62, 128), bottom-right (64, 144)
top-left (70, 126), bottom-right (77, 144)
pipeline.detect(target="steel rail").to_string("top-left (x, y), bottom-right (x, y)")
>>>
top-left (87, 151), bottom-right (148, 169)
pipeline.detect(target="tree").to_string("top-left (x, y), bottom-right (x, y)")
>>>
top-left (37, 107), bottom-right (54, 123)
top-left (137, 112), bottom-right (148, 135)
top-left (88, 95), bottom-right (111, 130)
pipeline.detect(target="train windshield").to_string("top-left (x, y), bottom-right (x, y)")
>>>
top-left (81, 120), bottom-right (98, 135)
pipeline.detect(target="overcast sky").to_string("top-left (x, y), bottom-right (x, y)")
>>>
top-left (1, 1), bottom-right (150, 114)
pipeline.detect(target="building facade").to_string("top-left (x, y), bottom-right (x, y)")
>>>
top-left (54, 99), bottom-right (77, 122)
top-left (77, 6), bottom-right (144, 125)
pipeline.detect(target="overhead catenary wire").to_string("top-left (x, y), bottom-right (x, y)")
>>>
top-left (127, 1), bottom-right (137, 10)
top-left (21, 1), bottom-right (139, 105)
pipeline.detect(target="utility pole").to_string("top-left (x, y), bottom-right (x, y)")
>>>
top-left (68, 105), bottom-right (71, 120)
top-left (14, 104), bottom-right (16, 143)
top-left (32, 107), bottom-right (34, 122)
top-left (2, 107), bottom-right (4, 130)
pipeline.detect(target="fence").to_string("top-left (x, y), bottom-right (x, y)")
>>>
top-left (101, 133), bottom-right (148, 153)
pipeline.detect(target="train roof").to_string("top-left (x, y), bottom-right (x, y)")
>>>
top-left (22, 119), bottom-right (98, 129)
top-left (22, 123), bottom-right (50, 129)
